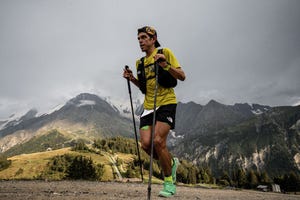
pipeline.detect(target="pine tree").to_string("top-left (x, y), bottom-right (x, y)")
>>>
top-left (237, 169), bottom-right (247, 188)
top-left (287, 171), bottom-right (299, 192)
top-left (260, 171), bottom-right (271, 185)
top-left (188, 166), bottom-right (197, 184)
top-left (197, 166), bottom-right (212, 184)
top-left (218, 171), bottom-right (230, 186)
top-left (247, 170), bottom-right (258, 189)
top-left (177, 164), bottom-right (188, 183)
top-left (67, 155), bottom-right (96, 180)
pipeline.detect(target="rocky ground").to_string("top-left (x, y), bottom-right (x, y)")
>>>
top-left (0, 180), bottom-right (299, 200)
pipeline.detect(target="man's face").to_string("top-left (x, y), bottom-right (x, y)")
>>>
top-left (137, 32), bottom-right (155, 52)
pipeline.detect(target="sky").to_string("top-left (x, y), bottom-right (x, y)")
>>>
top-left (0, 0), bottom-right (300, 118)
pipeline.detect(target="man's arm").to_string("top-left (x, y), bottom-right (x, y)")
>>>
top-left (154, 51), bottom-right (186, 81)
top-left (155, 58), bottom-right (186, 81)
top-left (166, 66), bottom-right (186, 81)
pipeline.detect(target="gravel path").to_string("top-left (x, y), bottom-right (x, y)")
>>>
top-left (0, 180), bottom-right (299, 200)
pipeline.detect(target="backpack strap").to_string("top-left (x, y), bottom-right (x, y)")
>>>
top-left (137, 57), bottom-right (147, 94)
top-left (157, 48), bottom-right (163, 54)
top-left (140, 57), bottom-right (145, 68)
top-left (157, 48), bottom-right (170, 65)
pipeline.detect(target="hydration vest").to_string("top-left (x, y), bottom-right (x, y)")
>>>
top-left (137, 49), bottom-right (177, 94)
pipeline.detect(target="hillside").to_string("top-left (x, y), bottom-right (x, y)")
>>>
top-left (4, 129), bottom-right (70, 157)
top-left (171, 105), bottom-right (300, 177)
top-left (0, 93), bottom-right (134, 153)
top-left (0, 147), bottom-right (118, 181)
top-left (0, 137), bottom-right (166, 183)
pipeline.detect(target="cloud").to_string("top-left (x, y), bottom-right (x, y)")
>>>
top-left (0, 0), bottom-right (300, 118)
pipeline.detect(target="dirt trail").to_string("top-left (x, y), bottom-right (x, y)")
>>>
top-left (0, 180), bottom-right (299, 200)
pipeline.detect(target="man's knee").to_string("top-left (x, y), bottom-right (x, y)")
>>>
top-left (154, 136), bottom-right (166, 151)
top-left (141, 141), bottom-right (151, 152)
top-left (140, 126), bottom-right (151, 152)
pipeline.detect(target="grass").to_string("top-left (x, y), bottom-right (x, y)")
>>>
top-left (0, 147), bottom-right (219, 189)
top-left (0, 148), bottom-right (120, 180)
top-left (0, 143), bottom-right (168, 185)
top-left (0, 147), bottom-right (146, 182)
top-left (0, 148), bottom-right (71, 179)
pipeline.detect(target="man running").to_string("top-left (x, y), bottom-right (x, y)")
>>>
top-left (123, 26), bottom-right (185, 197)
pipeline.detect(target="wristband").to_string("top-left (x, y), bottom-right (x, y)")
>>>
top-left (164, 62), bottom-right (171, 71)
top-left (164, 65), bottom-right (171, 71)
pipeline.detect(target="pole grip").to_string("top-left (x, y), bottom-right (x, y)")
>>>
top-left (125, 65), bottom-right (131, 94)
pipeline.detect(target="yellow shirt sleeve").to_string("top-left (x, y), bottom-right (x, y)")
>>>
top-left (162, 47), bottom-right (181, 69)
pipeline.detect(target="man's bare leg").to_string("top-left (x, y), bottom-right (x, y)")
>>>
top-left (139, 122), bottom-right (172, 174)
top-left (140, 126), bottom-right (159, 160)
top-left (154, 121), bottom-right (172, 176)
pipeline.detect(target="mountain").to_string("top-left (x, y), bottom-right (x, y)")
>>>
top-left (0, 93), bottom-right (134, 153)
top-left (173, 100), bottom-right (270, 140)
top-left (1, 93), bottom-right (299, 178)
top-left (171, 102), bottom-right (300, 177)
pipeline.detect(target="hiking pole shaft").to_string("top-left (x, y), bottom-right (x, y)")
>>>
top-left (125, 65), bottom-right (144, 182)
top-left (147, 62), bottom-right (159, 200)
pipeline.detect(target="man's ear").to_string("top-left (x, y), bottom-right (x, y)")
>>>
top-left (153, 36), bottom-right (157, 42)
top-left (152, 36), bottom-right (157, 44)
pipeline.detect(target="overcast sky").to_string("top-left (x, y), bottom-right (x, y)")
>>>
top-left (0, 0), bottom-right (300, 118)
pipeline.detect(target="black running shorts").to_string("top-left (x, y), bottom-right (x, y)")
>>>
top-left (139, 104), bottom-right (177, 130)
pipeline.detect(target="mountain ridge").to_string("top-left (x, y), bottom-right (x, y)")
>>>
top-left (1, 92), bottom-right (299, 178)
top-left (171, 104), bottom-right (300, 177)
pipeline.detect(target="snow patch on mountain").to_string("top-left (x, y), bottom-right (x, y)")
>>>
top-left (102, 97), bottom-right (119, 113)
top-left (250, 104), bottom-right (270, 115)
top-left (251, 109), bottom-right (263, 115)
top-left (76, 100), bottom-right (96, 107)
top-left (104, 96), bottom-right (142, 119)
top-left (0, 110), bottom-right (30, 131)
top-left (42, 103), bottom-right (65, 116)
top-left (167, 130), bottom-right (184, 147)
top-left (170, 130), bottom-right (184, 139)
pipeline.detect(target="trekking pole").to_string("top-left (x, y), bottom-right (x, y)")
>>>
top-left (147, 62), bottom-right (159, 200)
top-left (125, 65), bottom-right (144, 182)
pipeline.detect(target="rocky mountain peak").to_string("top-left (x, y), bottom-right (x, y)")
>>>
top-left (62, 93), bottom-right (118, 115)
top-left (206, 99), bottom-right (223, 107)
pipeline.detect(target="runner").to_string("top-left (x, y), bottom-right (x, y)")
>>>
top-left (123, 26), bottom-right (185, 197)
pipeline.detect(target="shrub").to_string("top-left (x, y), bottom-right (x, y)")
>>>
top-left (41, 154), bottom-right (105, 181)
top-left (0, 154), bottom-right (11, 171)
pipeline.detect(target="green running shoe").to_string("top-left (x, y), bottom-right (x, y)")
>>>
top-left (171, 157), bottom-right (179, 184)
top-left (158, 182), bottom-right (176, 197)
